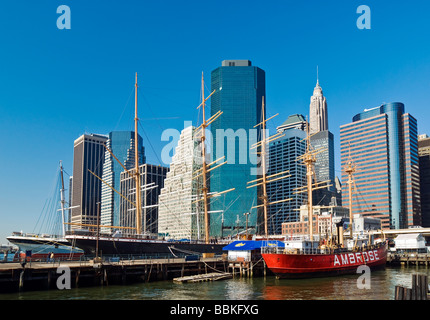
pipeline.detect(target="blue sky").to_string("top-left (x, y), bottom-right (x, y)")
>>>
top-left (1, 0), bottom-right (429, 244)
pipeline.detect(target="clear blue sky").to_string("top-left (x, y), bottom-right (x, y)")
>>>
top-left (1, 0), bottom-right (429, 244)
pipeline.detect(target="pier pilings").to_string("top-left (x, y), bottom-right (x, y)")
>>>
top-left (0, 257), bottom-right (228, 293)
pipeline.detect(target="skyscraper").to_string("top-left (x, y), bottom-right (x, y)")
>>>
top-left (418, 134), bottom-right (430, 227)
top-left (267, 114), bottom-right (307, 234)
top-left (120, 164), bottom-right (168, 235)
top-left (210, 60), bottom-right (266, 237)
top-left (100, 131), bottom-right (145, 232)
top-left (308, 77), bottom-right (337, 206)
top-left (309, 77), bottom-right (328, 135)
top-left (157, 126), bottom-right (204, 240)
top-left (70, 133), bottom-right (108, 230)
top-left (340, 103), bottom-right (421, 229)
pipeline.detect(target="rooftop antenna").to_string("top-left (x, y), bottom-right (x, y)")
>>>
top-left (317, 65), bottom-right (319, 85)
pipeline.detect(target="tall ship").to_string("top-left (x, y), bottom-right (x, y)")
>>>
top-left (7, 162), bottom-right (84, 260)
top-left (257, 115), bottom-right (387, 278)
top-left (65, 73), bottom-right (233, 257)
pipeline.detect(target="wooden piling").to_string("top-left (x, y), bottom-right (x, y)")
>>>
top-left (395, 274), bottom-right (428, 300)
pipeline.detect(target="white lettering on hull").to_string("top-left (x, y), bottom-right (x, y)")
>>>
top-left (334, 250), bottom-right (380, 267)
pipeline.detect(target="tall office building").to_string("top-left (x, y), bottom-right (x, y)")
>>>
top-left (100, 131), bottom-right (145, 232)
top-left (418, 134), bottom-right (430, 227)
top-left (309, 78), bottom-right (328, 135)
top-left (340, 103), bottom-right (421, 229)
top-left (120, 164), bottom-right (168, 235)
top-left (210, 60), bottom-right (266, 237)
top-left (70, 133), bottom-right (108, 230)
top-left (157, 126), bottom-right (204, 240)
top-left (308, 78), bottom-right (337, 205)
top-left (267, 114), bottom-right (307, 234)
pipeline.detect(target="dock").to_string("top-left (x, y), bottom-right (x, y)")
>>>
top-left (0, 256), bottom-right (229, 293)
top-left (387, 252), bottom-right (430, 266)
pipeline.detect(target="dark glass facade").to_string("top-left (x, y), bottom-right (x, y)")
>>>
top-left (120, 164), bottom-right (168, 235)
top-left (71, 134), bottom-right (108, 230)
top-left (101, 131), bottom-right (145, 228)
top-left (210, 60), bottom-right (266, 237)
top-left (267, 124), bottom-right (307, 234)
top-left (418, 136), bottom-right (430, 227)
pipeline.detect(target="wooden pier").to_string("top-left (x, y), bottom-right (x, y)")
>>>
top-left (387, 252), bottom-right (430, 266)
top-left (0, 257), bottom-right (229, 293)
top-left (228, 258), bottom-right (269, 278)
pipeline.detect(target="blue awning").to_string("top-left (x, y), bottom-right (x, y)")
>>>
top-left (223, 240), bottom-right (285, 251)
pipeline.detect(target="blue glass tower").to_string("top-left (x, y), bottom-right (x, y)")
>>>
top-left (100, 131), bottom-right (145, 229)
top-left (210, 60), bottom-right (266, 238)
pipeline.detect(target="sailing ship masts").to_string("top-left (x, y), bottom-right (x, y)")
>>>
top-left (304, 122), bottom-right (316, 241)
top-left (261, 97), bottom-right (269, 239)
top-left (134, 72), bottom-right (142, 234)
top-left (59, 161), bottom-right (66, 237)
top-left (200, 72), bottom-right (210, 244)
top-left (307, 156), bottom-right (314, 241)
top-left (346, 161), bottom-right (356, 236)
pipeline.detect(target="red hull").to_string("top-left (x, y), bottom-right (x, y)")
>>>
top-left (262, 243), bottom-right (387, 279)
top-left (17, 252), bottom-right (84, 261)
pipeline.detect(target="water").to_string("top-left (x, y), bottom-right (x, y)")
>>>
top-left (0, 265), bottom-right (428, 300)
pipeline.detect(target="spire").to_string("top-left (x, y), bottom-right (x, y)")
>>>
top-left (317, 65), bottom-right (319, 86)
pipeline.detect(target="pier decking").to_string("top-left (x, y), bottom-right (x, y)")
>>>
top-left (0, 256), bottom-right (229, 293)
top-left (387, 252), bottom-right (430, 266)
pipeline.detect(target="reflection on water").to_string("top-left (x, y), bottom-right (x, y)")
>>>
top-left (1, 266), bottom-right (429, 300)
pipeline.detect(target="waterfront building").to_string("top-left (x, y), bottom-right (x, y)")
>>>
top-left (281, 204), bottom-right (380, 238)
top-left (282, 204), bottom-right (349, 239)
top-left (157, 126), bottom-right (205, 240)
top-left (340, 103), bottom-right (421, 229)
top-left (100, 131), bottom-right (145, 232)
top-left (210, 60), bottom-right (266, 238)
top-left (70, 133), bottom-right (108, 230)
top-left (418, 134), bottom-right (430, 227)
top-left (308, 77), bottom-right (338, 206)
top-left (119, 164), bottom-right (168, 235)
top-left (266, 114), bottom-right (307, 235)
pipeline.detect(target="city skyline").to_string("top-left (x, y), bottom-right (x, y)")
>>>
top-left (1, 1), bottom-right (430, 243)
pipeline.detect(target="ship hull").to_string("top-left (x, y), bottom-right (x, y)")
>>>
top-left (7, 235), bottom-right (84, 260)
top-left (65, 234), bottom-right (226, 256)
top-left (262, 243), bottom-right (387, 279)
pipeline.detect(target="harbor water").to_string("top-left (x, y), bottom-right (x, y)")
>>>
top-left (0, 265), bottom-right (428, 300)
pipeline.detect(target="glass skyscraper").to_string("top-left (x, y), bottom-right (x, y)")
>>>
top-left (210, 60), bottom-right (266, 238)
top-left (340, 103), bottom-right (421, 229)
top-left (267, 114), bottom-right (307, 235)
top-left (100, 131), bottom-right (145, 231)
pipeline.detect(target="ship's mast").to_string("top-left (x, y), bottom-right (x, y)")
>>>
top-left (294, 120), bottom-right (331, 242)
top-left (193, 73), bottom-right (233, 243)
top-left (260, 101), bottom-right (269, 238)
top-left (134, 72), bottom-right (142, 235)
top-left (200, 73), bottom-right (210, 244)
top-left (248, 98), bottom-right (290, 239)
top-left (304, 122), bottom-right (316, 241)
top-left (345, 159), bottom-right (356, 237)
top-left (59, 160), bottom-right (66, 237)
